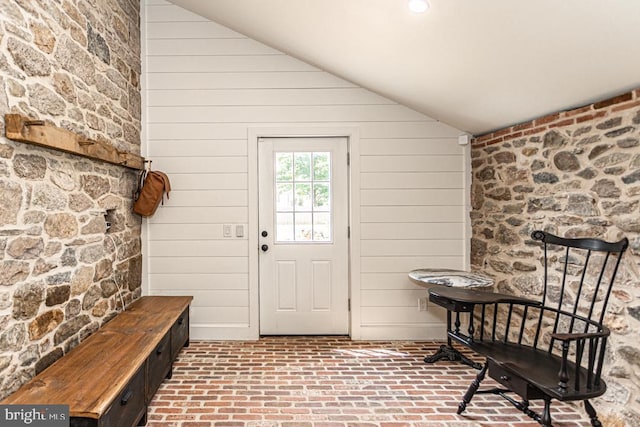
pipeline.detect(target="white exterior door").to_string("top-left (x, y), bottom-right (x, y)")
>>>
top-left (258, 137), bottom-right (349, 335)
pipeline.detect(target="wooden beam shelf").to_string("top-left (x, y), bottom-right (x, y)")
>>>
top-left (4, 114), bottom-right (145, 170)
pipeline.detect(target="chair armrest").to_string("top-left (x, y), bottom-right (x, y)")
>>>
top-left (552, 327), bottom-right (610, 392)
top-left (551, 329), bottom-right (609, 342)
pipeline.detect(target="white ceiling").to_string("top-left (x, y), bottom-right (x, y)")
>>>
top-left (167, 0), bottom-right (640, 135)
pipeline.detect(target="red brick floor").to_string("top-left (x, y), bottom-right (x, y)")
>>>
top-left (147, 337), bottom-right (593, 426)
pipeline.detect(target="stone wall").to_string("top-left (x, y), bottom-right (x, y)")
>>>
top-left (0, 0), bottom-right (141, 399)
top-left (471, 89), bottom-right (640, 425)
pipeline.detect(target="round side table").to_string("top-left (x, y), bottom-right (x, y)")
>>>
top-left (409, 268), bottom-right (494, 369)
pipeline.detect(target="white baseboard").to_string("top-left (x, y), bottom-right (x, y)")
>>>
top-left (356, 324), bottom-right (447, 341)
top-left (190, 324), bottom-right (258, 341)
top-left (189, 323), bottom-right (449, 342)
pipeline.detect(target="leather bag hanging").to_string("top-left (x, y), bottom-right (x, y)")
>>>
top-left (133, 168), bottom-right (171, 217)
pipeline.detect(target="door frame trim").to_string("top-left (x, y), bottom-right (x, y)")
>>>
top-left (248, 127), bottom-right (361, 339)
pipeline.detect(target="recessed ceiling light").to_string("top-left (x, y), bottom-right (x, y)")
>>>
top-left (408, 0), bottom-right (429, 13)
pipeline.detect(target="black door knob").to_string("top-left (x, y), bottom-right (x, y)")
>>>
top-left (261, 230), bottom-right (268, 237)
top-left (261, 244), bottom-right (269, 252)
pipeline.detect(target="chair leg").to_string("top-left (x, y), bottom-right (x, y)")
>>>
top-left (540, 397), bottom-right (552, 427)
top-left (457, 361), bottom-right (488, 414)
top-left (584, 400), bottom-right (602, 427)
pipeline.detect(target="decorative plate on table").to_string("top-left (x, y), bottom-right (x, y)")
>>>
top-left (409, 268), bottom-right (494, 288)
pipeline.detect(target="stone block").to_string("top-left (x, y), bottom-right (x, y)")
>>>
top-left (53, 314), bottom-right (90, 346)
top-left (566, 193), bottom-right (599, 216)
top-left (87, 24), bottom-right (110, 64)
top-left (70, 266), bottom-right (94, 296)
top-left (7, 37), bottom-right (51, 76)
top-left (543, 130), bottom-right (568, 148)
top-left (13, 154), bottom-right (47, 179)
top-left (31, 183), bottom-right (67, 211)
top-left (54, 35), bottom-right (95, 85)
top-left (0, 324), bottom-right (26, 352)
top-left (44, 213), bottom-right (78, 238)
top-left (82, 285), bottom-right (102, 310)
top-left (28, 83), bottom-right (66, 116)
top-left (28, 309), bottom-right (64, 340)
top-left (46, 285), bottom-right (71, 307)
top-left (12, 281), bottom-right (45, 320)
top-left (0, 260), bottom-right (30, 286)
top-left (7, 236), bottom-right (44, 259)
top-left (81, 175), bottom-right (110, 199)
top-left (553, 151), bottom-right (581, 171)
top-left (0, 180), bottom-right (22, 226)
top-left (69, 193), bottom-right (93, 212)
top-left (533, 172), bottom-right (559, 184)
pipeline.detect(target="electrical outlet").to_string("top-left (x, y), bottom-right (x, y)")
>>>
top-left (235, 224), bottom-right (244, 238)
top-left (223, 224), bottom-right (232, 238)
top-left (104, 209), bottom-right (115, 233)
top-left (418, 297), bottom-right (428, 311)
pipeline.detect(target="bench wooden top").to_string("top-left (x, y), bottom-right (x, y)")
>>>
top-left (1, 296), bottom-right (192, 419)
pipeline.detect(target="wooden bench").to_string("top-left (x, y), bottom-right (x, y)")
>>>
top-left (429, 231), bottom-right (628, 426)
top-left (1, 296), bottom-right (193, 427)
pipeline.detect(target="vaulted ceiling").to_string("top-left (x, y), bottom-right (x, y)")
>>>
top-left (167, 0), bottom-right (640, 135)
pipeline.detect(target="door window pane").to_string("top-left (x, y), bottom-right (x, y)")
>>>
top-left (313, 183), bottom-right (330, 211)
top-left (294, 153), bottom-right (311, 181)
top-left (313, 212), bottom-right (331, 241)
top-left (274, 151), bottom-right (332, 242)
top-left (294, 213), bottom-right (313, 241)
top-left (313, 152), bottom-right (330, 180)
top-left (294, 183), bottom-right (312, 211)
top-left (276, 213), bottom-right (294, 242)
top-left (276, 153), bottom-right (293, 181)
top-left (276, 183), bottom-right (293, 211)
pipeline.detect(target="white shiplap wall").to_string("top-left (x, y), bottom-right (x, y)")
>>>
top-left (143, 0), bottom-right (469, 340)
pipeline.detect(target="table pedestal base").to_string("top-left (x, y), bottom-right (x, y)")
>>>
top-left (409, 269), bottom-right (494, 371)
top-left (424, 344), bottom-right (482, 370)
